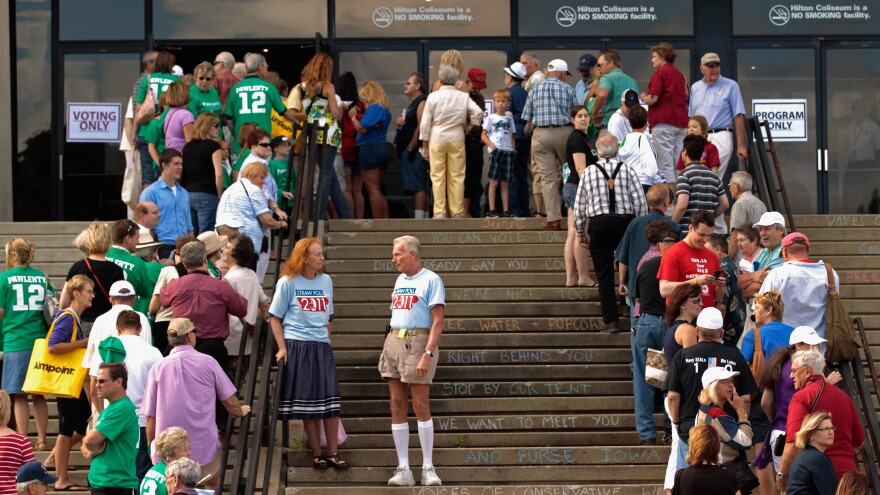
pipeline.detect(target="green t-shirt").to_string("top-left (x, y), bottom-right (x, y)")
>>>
top-left (134, 261), bottom-right (164, 321)
top-left (596, 68), bottom-right (639, 126)
top-left (139, 461), bottom-right (167, 495)
top-left (89, 396), bottom-right (139, 489)
top-left (0, 266), bottom-right (55, 352)
top-left (106, 246), bottom-right (154, 321)
top-left (232, 149), bottom-right (251, 173)
top-left (224, 76), bottom-right (287, 153)
top-left (268, 157), bottom-right (296, 205)
top-left (145, 109), bottom-right (169, 168)
top-left (137, 72), bottom-right (180, 108)
top-left (188, 85), bottom-right (222, 118)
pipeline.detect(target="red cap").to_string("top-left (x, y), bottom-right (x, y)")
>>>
top-left (781, 232), bottom-right (810, 249)
top-left (467, 68), bottom-right (487, 89)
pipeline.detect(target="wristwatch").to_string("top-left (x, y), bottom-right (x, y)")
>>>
top-left (776, 472), bottom-right (787, 480)
top-left (424, 349), bottom-right (435, 358)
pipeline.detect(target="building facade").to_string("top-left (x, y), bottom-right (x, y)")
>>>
top-left (3, 0), bottom-right (880, 221)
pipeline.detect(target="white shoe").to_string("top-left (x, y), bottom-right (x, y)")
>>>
top-left (388, 467), bottom-right (415, 486)
top-left (421, 467), bottom-right (442, 486)
top-left (452, 214), bottom-right (462, 219)
top-left (434, 213), bottom-right (448, 219)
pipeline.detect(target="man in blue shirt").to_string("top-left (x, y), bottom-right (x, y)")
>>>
top-left (140, 149), bottom-right (193, 259)
top-left (574, 53), bottom-right (597, 105)
top-left (503, 62), bottom-right (530, 217)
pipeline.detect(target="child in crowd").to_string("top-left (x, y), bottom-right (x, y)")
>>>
top-left (268, 136), bottom-right (296, 208)
top-left (618, 105), bottom-right (665, 192)
top-left (676, 115), bottom-right (721, 174)
top-left (481, 89), bottom-right (516, 217)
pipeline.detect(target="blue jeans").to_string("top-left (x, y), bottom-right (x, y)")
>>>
top-left (138, 137), bottom-right (159, 185)
top-left (631, 313), bottom-right (667, 440)
top-left (508, 138), bottom-right (531, 216)
top-left (316, 146), bottom-right (352, 219)
top-left (190, 191), bottom-right (219, 235)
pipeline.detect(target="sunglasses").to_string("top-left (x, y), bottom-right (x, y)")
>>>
top-left (257, 142), bottom-right (271, 148)
top-left (660, 238), bottom-right (677, 244)
top-left (96, 378), bottom-right (115, 384)
top-left (198, 76), bottom-right (213, 81)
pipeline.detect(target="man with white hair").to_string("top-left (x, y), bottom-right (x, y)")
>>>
top-left (15, 462), bottom-right (56, 495)
top-left (776, 349), bottom-right (864, 491)
top-left (212, 51), bottom-right (239, 112)
top-left (727, 171), bottom-right (766, 260)
top-left (164, 457), bottom-right (202, 495)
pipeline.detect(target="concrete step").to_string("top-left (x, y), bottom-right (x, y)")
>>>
top-left (0, 222), bottom-right (93, 235)
top-left (327, 244), bottom-right (567, 259)
top-left (336, 287), bottom-right (592, 303)
top-left (336, 413), bottom-right (664, 433)
top-left (330, 333), bottom-right (630, 350)
top-left (794, 215), bottom-right (880, 228)
top-left (338, 397), bottom-right (634, 416)
top-left (338, 365), bottom-right (631, 382)
top-left (328, 218), bottom-right (547, 232)
top-left (343, 381), bottom-right (631, 398)
top-left (292, 431), bottom-right (641, 450)
top-left (332, 317), bottom-right (630, 334)
top-left (330, 273), bottom-right (567, 288)
top-left (287, 485), bottom-right (664, 495)
top-left (335, 302), bottom-right (609, 318)
top-left (327, 230), bottom-right (567, 246)
top-left (333, 348), bottom-right (632, 365)
top-left (797, 228), bottom-right (880, 241)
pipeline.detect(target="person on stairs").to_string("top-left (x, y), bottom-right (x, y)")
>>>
top-left (379, 236), bottom-right (446, 486)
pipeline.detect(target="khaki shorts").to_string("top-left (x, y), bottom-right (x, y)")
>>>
top-left (378, 331), bottom-right (438, 384)
top-left (200, 449), bottom-right (222, 481)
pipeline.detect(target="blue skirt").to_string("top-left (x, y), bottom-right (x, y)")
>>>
top-left (278, 339), bottom-right (341, 420)
top-left (1, 349), bottom-right (33, 394)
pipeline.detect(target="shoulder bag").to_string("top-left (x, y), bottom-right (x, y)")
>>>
top-left (750, 326), bottom-right (765, 387)
top-left (22, 309), bottom-right (88, 399)
top-left (823, 262), bottom-right (859, 363)
top-left (773, 380), bottom-right (825, 456)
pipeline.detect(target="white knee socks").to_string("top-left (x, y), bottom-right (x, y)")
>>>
top-left (418, 419), bottom-right (434, 468)
top-left (391, 423), bottom-right (410, 469)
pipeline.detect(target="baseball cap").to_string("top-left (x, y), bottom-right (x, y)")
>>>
top-left (503, 62), bottom-right (527, 80)
top-left (270, 136), bottom-right (290, 149)
top-left (109, 280), bottom-right (136, 297)
top-left (167, 317), bottom-right (198, 337)
top-left (781, 232), bottom-right (810, 249)
top-left (753, 211), bottom-right (786, 228)
top-left (98, 336), bottom-right (127, 363)
top-left (578, 53), bottom-right (598, 72)
top-left (546, 59), bottom-right (572, 76)
top-left (696, 307), bottom-right (724, 330)
top-left (467, 68), bottom-right (487, 89)
top-left (701, 53), bottom-right (721, 66)
top-left (621, 89), bottom-right (640, 108)
top-left (17, 461), bottom-right (58, 484)
top-left (701, 366), bottom-right (740, 389)
top-left (172, 65), bottom-right (184, 77)
top-left (135, 228), bottom-right (162, 250)
top-left (789, 326), bottom-right (826, 346)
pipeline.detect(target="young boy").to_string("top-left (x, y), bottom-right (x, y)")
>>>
top-left (268, 136), bottom-right (296, 208)
top-left (481, 89), bottom-right (516, 217)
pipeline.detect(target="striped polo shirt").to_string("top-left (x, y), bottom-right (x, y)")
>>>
top-left (676, 161), bottom-right (724, 232)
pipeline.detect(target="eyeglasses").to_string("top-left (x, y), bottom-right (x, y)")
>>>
top-left (96, 378), bottom-right (114, 384)
top-left (660, 238), bottom-right (677, 244)
top-left (212, 60), bottom-right (222, 65)
top-left (212, 124), bottom-right (219, 128)
top-left (198, 76), bottom-right (213, 81)
top-left (816, 426), bottom-right (836, 432)
top-left (257, 142), bottom-right (271, 148)
top-left (791, 365), bottom-right (809, 374)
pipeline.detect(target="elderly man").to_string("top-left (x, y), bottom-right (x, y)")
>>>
top-left (664, 308), bottom-right (757, 477)
top-left (211, 51), bottom-right (239, 111)
top-left (590, 49), bottom-right (639, 129)
top-left (160, 241), bottom-right (247, 371)
top-left (519, 52), bottom-right (546, 93)
top-left (135, 201), bottom-right (160, 231)
top-left (671, 134), bottom-right (729, 234)
top-left (144, 318), bottom-right (250, 490)
top-left (140, 149), bottom-right (193, 259)
top-left (164, 457), bottom-right (202, 495)
top-left (776, 350), bottom-right (864, 491)
top-left (574, 131), bottom-right (647, 332)
top-left (759, 232), bottom-right (839, 342)
top-left (224, 53), bottom-right (298, 154)
top-left (575, 53), bottom-right (598, 105)
top-left (82, 362), bottom-right (140, 495)
top-left (380, 236), bottom-right (446, 487)
top-left (739, 211), bottom-right (786, 301)
top-left (15, 462), bottom-right (56, 495)
top-left (641, 43), bottom-right (688, 185)
top-left (727, 171), bottom-right (767, 260)
top-left (522, 59), bottom-right (577, 231)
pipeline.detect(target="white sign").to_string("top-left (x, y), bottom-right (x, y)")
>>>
top-left (66, 102), bottom-right (122, 143)
top-left (752, 99), bottom-right (808, 142)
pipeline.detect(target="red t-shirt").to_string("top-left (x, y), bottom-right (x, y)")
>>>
top-left (656, 240), bottom-right (720, 309)
top-left (647, 62), bottom-right (689, 129)
top-left (0, 432), bottom-right (36, 495)
top-left (676, 142), bottom-right (721, 171)
top-left (340, 101), bottom-right (365, 163)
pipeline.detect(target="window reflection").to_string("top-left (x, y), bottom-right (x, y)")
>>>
top-left (153, 0), bottom-right (326, 40)
top-left (60, 0), bottom-right (143, 40)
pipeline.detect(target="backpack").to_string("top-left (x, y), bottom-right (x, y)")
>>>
top-left (823, 262), bottom-right (860, 363)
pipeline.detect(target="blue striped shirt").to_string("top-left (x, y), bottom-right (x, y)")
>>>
top-left (675, 162), bottom-right (723, 232)
top-left (522, 76), bottom-right (576, 127)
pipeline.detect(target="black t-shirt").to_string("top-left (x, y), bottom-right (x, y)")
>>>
top-left (66, 258), bottom-right (126, 321)
top-left (665, 341), bottom-right (758, 443)
top-left (635, 256), bottom-right (665, 317)
top-left (181, 138), bottom-right (222, 195)
top-left (394, 94), bottom-right (427, 155)
top-left (676, 465), bottom-right (738, 495)
top-left (565, 129), bottom-right (598, 185)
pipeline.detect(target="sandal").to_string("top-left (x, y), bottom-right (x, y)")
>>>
top-left (312, 455), bottom-right (329, 469)
top-left (36, 441), bottom-right (50, 451)
top-left (325, 453), bottom-right (349, 470)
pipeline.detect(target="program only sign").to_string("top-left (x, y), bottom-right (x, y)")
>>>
top-left (752, 99), bottom-right (808, 142)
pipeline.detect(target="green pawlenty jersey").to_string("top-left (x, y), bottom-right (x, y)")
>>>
top-left (145, 109), bottom-right (169, 167)
top-left (139, 462), bottom-right (167, 495)
top-left (88, 396), bottom-right (139, 489)
top-left (106, 246), bottom-right (153, 308)
top-left (224, 76), bottom-right (287, 153)
top-left (188, 85), bottom-right (222, 118)
top-left (269, 158), bottom-right (296, 205)
top-left (135, 261), bottom-right (164, 320)
top-left (137, 72), bottom-right (180, 110)
top-left (0, 267), bottom-right (56, 351)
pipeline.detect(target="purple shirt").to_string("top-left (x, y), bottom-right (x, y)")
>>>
top-left (159, 271), bottom-right (248, 339)
top-left (164, 107), bottom-right (195, 152)
top-left (142, 345), bottom-right (237, 465)
top-left (772, 359), bottom-right (795, 431)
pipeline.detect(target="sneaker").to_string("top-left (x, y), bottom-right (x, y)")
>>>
top-left (453, 214), bottom-right (463, 219)
top-left (487, 209), bottom-right (501, 218)
top-left (434, 213), bottom-right (448, 219)
top-left (421, 467), bottom-right (442, 486)
top-left (388, 467), bottom-right (416, 486)
top-left (500, 211), bottom-right (513, 218)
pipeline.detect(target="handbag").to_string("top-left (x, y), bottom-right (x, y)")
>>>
top-left (22, 309), bottom-right (88, 399)
top-left (721, 450), bottom-right (761, 494)
top-left (645, 348), bottom-right (668, 389)
top-left (750, 325), bottom-right (765, 387)
top-left (773, 380), bottom-right (825, 456)
top-left (121, 148), bottom-right (142, 211)
top-left (318, 419), bottom-right (347, 448)
top-left (823, 262), bottom-right (859, 363)
top-left (42, 279), bottom-right (59, 325)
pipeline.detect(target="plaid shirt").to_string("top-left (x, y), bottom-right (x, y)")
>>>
top-left (522, 76), bottom-right (576, 127)
top-left (574, 158), bottom-right (648, 236)
top-left (216, 178), bottom-right (270, 249)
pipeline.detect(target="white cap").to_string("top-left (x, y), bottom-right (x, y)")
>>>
top-left (701, 366), bottom-right (740, 389)
top-left (503, 62), bottom-right (527, 80)
top-left (109, 280), bottom-right (136, 297)
top-left (546, 59), bottom-right (571, 76)
top-left (696, 307), bottom-right (724, 330)
top-left (753, 211), bottom-right (785, 228)
top-left (172, 65), bottom-right (184, 77)
top-left (789, 326), bottom-right (826, 346)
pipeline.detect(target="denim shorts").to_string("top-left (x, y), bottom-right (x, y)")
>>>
top-left (400, 149), bottom-right (430, 192)
top-left (358, 141), bottom-right (389, 171)
top-left (0, 349), bottom-right (32, 393)
top-left (563, 181), bottom-right (579, 210)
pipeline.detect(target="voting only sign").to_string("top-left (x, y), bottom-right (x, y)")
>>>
top-left (66, 102), bottom-right (122, 143)
top-left (751, 99), bottom-right (808, 142)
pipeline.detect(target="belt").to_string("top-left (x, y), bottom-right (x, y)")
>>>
top-left (393, 328), bottom-right (430, 338)
top-left (707, 128), bottom-right (733, 134)
top-left (641, 313), bottom-right (664, 318)
top-left (536, 124), bottom-right (568, 128)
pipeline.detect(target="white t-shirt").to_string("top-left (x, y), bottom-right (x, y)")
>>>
top-left (482, 112), bottom-right (515, 152)
top-left (153, 265), bottom-right (181, 323)
top-left (224, 265), bottom-right (268, 356)
top-left (389, 268), bottom-right (445, 330)
top-left (90, 334), bottom-right (162, 427)
top-left (618, 132), bottom-right (665, 186)
top-left (607, 104), bottom-right (651, 144)
top-left (82, 304), bottom-right (152, 369)
top-left (758, 260), bottom-right (839, 340)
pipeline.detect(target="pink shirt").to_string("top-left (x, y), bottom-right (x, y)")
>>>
top-left (159, 270), bottom-right (248, 339)
top-left (142, 345), bottom-right (238, 465)
top-left (164, 107), bottom-right (195, 152)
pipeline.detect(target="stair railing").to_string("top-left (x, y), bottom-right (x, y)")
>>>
top-left (744, 117), bottom-right (796, 231)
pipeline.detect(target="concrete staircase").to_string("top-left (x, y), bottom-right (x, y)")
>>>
top-left (2, 215), bottom-right (879, 495)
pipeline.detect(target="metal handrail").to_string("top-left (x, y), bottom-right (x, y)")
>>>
top-left (745, 117), bottom-right (797, 232)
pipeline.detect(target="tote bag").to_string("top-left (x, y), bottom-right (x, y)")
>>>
top-left (22, 310), bottom-right (88, 399)
top-left (645, 348), bottom-right (668, 389)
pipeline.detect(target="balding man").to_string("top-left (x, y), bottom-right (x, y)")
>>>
top-left (727, 171), bottom-right (766, 260)
top-left (212, 51), bottom-right (239, 112)
top-left (135, 201), bottom-right (160, 231)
